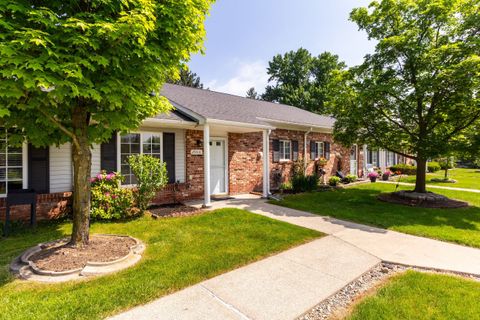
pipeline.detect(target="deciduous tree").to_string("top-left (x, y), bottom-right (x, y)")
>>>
top-left (0, 0), bottom-right (213, 245)
top-left (329, 0), bottom-right (480, 193)
top-left (262, 49), bottom-right (345, 114)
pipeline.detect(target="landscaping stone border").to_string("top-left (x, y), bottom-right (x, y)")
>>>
top-left (298, 263), bottom-right (480, 320)
top-left (10, 234), bottom-right (145, 283)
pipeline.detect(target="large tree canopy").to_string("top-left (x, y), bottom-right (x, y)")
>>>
top-left (262, 49), bottom-right (346, 114)
top-left (0, 0), bottom-right (214, 245)
top-left (329, 0), bottom-right (480, 193)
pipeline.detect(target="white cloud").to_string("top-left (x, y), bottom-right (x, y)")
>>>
top-left (207, 61), bottom-right (269, 97)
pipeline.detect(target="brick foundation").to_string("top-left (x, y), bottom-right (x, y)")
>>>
top-left (0, 192), bottom-right (72, 222)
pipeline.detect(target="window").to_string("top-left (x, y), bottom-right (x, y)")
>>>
top-left (386, 151), bottom-right (396, 166)
top-left (120, 133), bottom-right (141, 185)
top-left (315, 142), bottom-right (324, 159)
top-left (367, 149), bottom-right (379, 167)
top-left (120, 132), bottom-right (163, 185)
top-left (0, 130), bottom-right (24, 195)
top-left (279, 140), bottom-right (291, 161)
top-left (142, 133), bottom-right (161, 159)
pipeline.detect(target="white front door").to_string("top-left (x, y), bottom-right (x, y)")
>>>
top-left (350, 145), bottom-right (357, 175)
top-left (210, 139), bottom-right (226, 195)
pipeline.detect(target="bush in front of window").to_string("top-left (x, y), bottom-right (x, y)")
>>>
top-left (128, 154), bottom-right (168, 213)
top-left (90, 172), bottom-right (135, 220)
top-left (291, 174), bottom-right (319, 193)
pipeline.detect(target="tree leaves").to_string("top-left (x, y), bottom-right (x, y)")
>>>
top-left (0, 0), bottom-right (214, 146)
top-left (330, 0), bottom-right (480, 162)
top-left (261, 49), bottom-right (346, 114)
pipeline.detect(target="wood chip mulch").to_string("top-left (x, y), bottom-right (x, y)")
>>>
top-left (378, 192), bottom-right (469, 209)
top-left (148, 204), bottom-right (203, 218)
top-left (29, 235), bottom-right (137, 272)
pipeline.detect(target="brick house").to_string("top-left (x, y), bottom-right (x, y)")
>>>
top-left (1, 84), bottom-right (404, 221)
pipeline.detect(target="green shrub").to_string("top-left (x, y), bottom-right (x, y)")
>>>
top-left (389, 164), bottom-right (417, 175)
top-left (427, 161), bottom-right (441, 172)
top-left (344, 174), bottom-right (357, 183)
top-left (279, 182), bottom-right (293, 191)
top-left (291, 174), bottom-right (318, 193)
top-left (328, 176), bottom-right (341, 186)
top-left (90, 171), bottom-right (135, 220)
top-left (128, 154), bottom-right (168, 212)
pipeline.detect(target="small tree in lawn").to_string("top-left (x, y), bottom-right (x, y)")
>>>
top-left (0, 0), bottom-right (214, 246)
top-left (128, 155), bottom-right (168, 213)
top-left (329, 0), bottom-right (480, 193)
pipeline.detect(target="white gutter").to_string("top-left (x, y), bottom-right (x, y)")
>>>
top-left (256, 117), bottom-right (333, 132)
top-left (205, 118), bottom-right (275, 130)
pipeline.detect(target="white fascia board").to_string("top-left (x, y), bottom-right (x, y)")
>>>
top-left (205, 118), bottom-right (275, 130)
top-left (256, 117), bottom-right (333, 133)
top-left (142, 118), bottom-right (199, 129)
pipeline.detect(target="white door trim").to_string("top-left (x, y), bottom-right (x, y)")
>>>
top-left (209, 136), bottom-right (228, 195)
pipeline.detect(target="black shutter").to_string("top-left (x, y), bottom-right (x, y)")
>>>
top-left (101, 134), bottom-right (117, 173)
top-left (310, 140), bottom-right (316, 160)
top-left (163, 133), bottom-right (175, 183)
top-left (324, 142), bottom-right (330, 159)
top-left (28, 145), bottom-right (49, 194)
top-left (292, 141), bottom-right (299, 161)
top-left (272, 139), bottom-right (280, 162)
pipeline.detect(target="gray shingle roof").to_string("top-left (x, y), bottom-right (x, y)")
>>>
top-left (154, 109), bottom-right (197, 122)
top-left (160, 84), bottom-right (335, 129)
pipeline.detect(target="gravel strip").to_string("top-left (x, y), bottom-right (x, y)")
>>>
top-left (298, 263), bottom-right (480, 320)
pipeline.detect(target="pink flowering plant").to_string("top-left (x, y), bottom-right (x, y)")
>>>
top-left (367, 171), bottom-right (379, 178)
top-left (90, 171), bottom-right (135, 220)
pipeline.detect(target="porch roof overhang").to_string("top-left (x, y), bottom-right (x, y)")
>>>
top-left (256, 117), bottom-right (333, 133)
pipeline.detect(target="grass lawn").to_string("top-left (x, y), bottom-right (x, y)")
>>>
top-left (0, 208), bottom-right (320, 320)
top-left (399, 168), bottom-right (480, 190)
top-left (272, 183), bottom-right (480, 248)
top-left (345, 271), bottom-right (480, 320)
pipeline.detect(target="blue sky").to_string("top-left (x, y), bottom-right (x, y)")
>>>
top-left (188, 0), bottom-right (375, 96)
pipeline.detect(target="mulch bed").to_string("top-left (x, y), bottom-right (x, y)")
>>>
top-left (378, 192), bottom-right (469, 209)
top-left (29, 235), bottom-right (137, 272)
top-left (148, 203), bottom-right (203, 218)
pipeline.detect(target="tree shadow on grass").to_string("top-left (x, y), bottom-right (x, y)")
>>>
top-left (268, 187), bottom-right (480, 236)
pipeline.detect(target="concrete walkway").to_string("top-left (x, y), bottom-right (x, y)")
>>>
top-left (110, 236), bottom-right (379, 320)
top-left (380, 180), bottom-right (480, 193)
top-left (199, 197), bottom-right (480, 276)
top-left (110, 196), bottom-right (480, 320)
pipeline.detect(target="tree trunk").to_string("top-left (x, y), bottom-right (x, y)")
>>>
top-left (414, 158), bottom-right (427, 193)
top-left (444, 167), bottom-right (449, 180)
top-left (69, 106), bottom-right (92, 247)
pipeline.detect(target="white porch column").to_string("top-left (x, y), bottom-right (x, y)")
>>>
top-left (203, 124), bottom-right (211, 207)
top-left (262, 129), bottom-right (270, 198)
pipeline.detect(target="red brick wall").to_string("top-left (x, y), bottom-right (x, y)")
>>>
top-left (228, 132), bottom-right (263, 194)
top-left (0, 192), bottom-right (71, 222)
top-left (185, 130), bottom-right (205, 198)
top-left (270, 129), bottom-right (306, 189)
top-left (269, 130), bottom-right (351, 189)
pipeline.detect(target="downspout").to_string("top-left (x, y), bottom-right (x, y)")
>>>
top-left (304, 128), bottom-right (313, 175)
